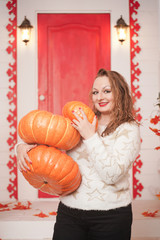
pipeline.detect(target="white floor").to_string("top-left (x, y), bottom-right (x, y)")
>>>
top-left (0, 200), bottom-right (159, 240)
top-left (131, 200), bottom-right (160, 238)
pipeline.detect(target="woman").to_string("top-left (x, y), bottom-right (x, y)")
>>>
top-left (16, 69), bottom-right (141, 240)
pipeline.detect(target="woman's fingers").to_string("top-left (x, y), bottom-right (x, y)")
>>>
top-left (26, 144), bottom-right (37, 152)
top-left (18, 159), bottom-right (28, 172)
top-left (17, 143), bottom-right (37, 172)
top-left (78, 108), bottom-right (88, 120)
top-left (18, 153), bottom-right (30, 172)
top-left (72, 110), bottom-right (82, 122)
top-left (71, 118), bottom-right (79, 126)
top-left (26, 144), bottom-right (37, 163)
top-left (24, 153), bottom-right (32, 164)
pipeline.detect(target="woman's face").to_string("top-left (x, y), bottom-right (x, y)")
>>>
top-left (92, 76), bottom-right (115, 115)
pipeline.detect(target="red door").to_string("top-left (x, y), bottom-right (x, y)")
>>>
top-left (38, 13), bottom-right (111, 198)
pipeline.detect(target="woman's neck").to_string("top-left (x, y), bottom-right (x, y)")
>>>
top-left (98, 114), bottom-right (111, 126)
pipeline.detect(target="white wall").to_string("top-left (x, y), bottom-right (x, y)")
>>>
top-left (137, 0), bottom-right (160, 200)
top-left (0, 0), bottom-right (159, 202)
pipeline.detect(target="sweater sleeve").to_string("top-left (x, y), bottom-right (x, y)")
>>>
top-left (83, 122), bottom-right (141, 185)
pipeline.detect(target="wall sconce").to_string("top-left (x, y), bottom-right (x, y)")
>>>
top-left (18, 16), bottom-right (33, 45)
top-left (114, 15), bottom-right (129, 44)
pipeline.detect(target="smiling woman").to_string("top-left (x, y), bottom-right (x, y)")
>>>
top-left (52, 68), bottom-right (141, 240)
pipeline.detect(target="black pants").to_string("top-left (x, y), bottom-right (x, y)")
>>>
top-left (52, 202), bottom-right (132, 240)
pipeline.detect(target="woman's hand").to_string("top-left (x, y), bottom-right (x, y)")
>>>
top-left (71, 108), bottom-right (97, 140)
top-left (17, 143), bottom-right (37, 172)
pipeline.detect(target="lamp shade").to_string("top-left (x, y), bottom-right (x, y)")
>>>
top-left (114, 15), bottom-right (129, 44)
top-left (18, 16), bottom-right (33, 45)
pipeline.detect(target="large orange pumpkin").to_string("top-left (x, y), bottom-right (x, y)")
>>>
top-left (62, 101), bottom-right (98, 127)
top-left (22, 145), bottom-right (81, 196)
top-left (18, 110), bottom-right (80, 150)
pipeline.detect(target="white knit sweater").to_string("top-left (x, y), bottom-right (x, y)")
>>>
top-left (60, 122), bottom-right (141, 211)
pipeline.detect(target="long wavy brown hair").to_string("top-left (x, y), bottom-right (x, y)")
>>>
top-left (89, 68), bottom-right (136, 136)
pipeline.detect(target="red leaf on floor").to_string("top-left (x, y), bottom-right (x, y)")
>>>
top-left (0, 208), bottom-right (10, 212)
top-left (12, 201), bottom-right (32, 210)
top-left (0, 203), bottom-right (10, 208)
top-left (0, 202), bottom-right (12, 211)
top-left (142, 210), bottom-right (159, 217)
top-left (156, 193), bottom-right (160, 200)
top-left (155, 146), bottom-right (160, 150)
top-left (49, 211), bottom-right (57, 216)
top-left (33, 211), bottom-right (49, 218)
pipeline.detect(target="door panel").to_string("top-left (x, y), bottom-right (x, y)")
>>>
top-left (38, 13), bottom-right (111, 198)
top-left (48, 24), bottom-right (101, 114)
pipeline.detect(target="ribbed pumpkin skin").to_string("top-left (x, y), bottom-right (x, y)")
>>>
top-left (22, 145), bottom-right (82, 196)
top-left (18, 110), bottom-right (80, 150)
top-left (62, 101), bottom-right (98, 126)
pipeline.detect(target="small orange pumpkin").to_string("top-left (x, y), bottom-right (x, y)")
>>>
top-left (18, 110), bottom-right (80, 150)
top-left (62, 101), bottom-right (98, 126)
top-left (22, 145), bottom-right (81, 196)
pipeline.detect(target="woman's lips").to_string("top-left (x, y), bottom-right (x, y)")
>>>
top-left (98, 102), bottom-right (108, 107)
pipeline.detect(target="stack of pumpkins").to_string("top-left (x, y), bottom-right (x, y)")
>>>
top-left (18, 101), bottom-right (97, 196)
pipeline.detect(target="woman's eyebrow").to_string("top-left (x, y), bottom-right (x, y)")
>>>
top-left (103, 86), bottom-right (111, 89)
top-left (92, 85), bottom-right (111, 91)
